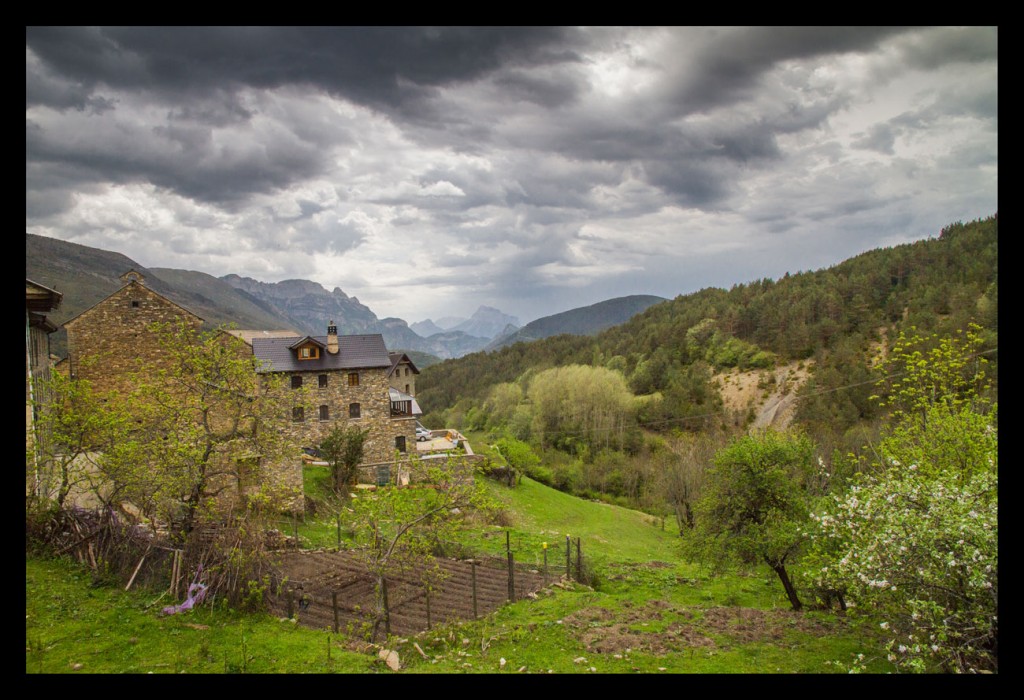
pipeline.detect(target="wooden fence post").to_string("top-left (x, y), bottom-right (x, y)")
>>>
top-left (565, 535), bottom-right (571, 580)
top-left (382, 579), bottom-right (391, 637)
top-left (288, 590), bottom-right (295, 619)
top-left (576, 537), bottom-right (582, 584)
top-left (425, 588), bottom-right (432, 630)
top-left (336, 514), bottom-right (341, 550)
top-left (543, 542), bottom-right (548, 583)
top-left (332, 592), bottom-right (339, 633)
top-left (471, 561), bottom-right (478, 619)
top-left (507, 550), bottom-right (516, 602)
top-left (506, 530), bottom-right (516, 601)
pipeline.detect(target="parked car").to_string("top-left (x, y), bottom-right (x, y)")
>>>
top-left (416, 426), bottom-right (431, 442)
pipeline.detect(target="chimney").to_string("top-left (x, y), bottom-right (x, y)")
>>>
top-left (326, 321), bottom-right (339, 354)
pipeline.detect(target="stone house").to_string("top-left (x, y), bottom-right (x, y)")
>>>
top-left (57, 269), bottom-right (203, 398)
top-left (243, 323), bottom-right (418, 466)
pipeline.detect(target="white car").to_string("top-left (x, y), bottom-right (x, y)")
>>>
top-left (416, 426), bottom-right (431, 441)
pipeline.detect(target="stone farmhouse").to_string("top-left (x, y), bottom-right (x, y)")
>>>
top-left (234, 324), bottom-right (420, 466)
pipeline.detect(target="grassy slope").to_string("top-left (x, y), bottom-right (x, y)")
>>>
top-left (27, 473), bottom-right (890, 674)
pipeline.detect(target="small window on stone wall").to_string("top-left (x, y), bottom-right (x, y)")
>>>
top-left (292, 406), bottom-right (304, 422)
top-left (349, 403), bottom-right (361, 418)
top-left (131, 300), bottom-right (140, 308)
top-left (348, 372), bottom-right (360, 386)
top-left (292, 376), bottom-right (303, 389)
top-left (319, 374), bottom-right (328, 388)
top-left (395, 436), bottom-right (407, 453)
top-left (319, 405), bottom-right (329, 421)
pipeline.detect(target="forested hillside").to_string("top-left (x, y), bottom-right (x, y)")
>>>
top-left (418, 215), bottom-right (997, 460)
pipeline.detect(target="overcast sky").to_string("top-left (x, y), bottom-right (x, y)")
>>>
top-left (26, 27), bottom-right (997, 325)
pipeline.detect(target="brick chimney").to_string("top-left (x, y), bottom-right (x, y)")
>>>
top-left (326, 321), bottom-right (339, 354)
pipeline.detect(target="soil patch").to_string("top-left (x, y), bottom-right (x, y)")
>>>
top-left (266, 549), bottom-right (551, 641)
top-left (562, 603), bottom-right (840, 657)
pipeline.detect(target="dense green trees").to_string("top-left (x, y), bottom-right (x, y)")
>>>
top-left (419, 215), bottom-right (997, 452)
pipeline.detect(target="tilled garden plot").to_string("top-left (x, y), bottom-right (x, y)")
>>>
top-left (266, 549), bottom-right (552, 639)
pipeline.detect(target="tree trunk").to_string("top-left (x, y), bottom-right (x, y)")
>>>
top-left (769, 561), bottom-right (803, 611)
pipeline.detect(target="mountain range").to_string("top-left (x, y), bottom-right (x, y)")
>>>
top-left (26, 233), bottom-right (665, 361)
top-left (485, 295), bottom-right (667, 351)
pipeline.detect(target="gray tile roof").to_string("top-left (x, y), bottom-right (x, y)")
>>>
top-left (251, 333), bottom-right (391, 373)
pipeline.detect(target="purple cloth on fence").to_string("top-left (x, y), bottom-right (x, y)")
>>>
top-left (162, 582), bottom-right (208, 615)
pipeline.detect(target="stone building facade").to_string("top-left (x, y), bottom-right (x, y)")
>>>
top-left (249, 326), bottom-right (418, 466)
top-left (388, 352), bottom-right (419, 397)
top-left (58, 270), bottom-right (203, 398)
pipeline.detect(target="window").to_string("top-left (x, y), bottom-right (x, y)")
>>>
top-left (347, 372), bottom-right (360, 386)
top-left (130, 300), bottom-right (140, 308)
top-left (292, 406), bottom-right (305, 422)
top-left (395, 436), bottom-right (407, 453)
top-left (299, 346), bottom-right (320, 360)
top-left (319, 405), bottom-right (330, 421)
top-left (404, 367), bottom-right (409, 376)
top-left (349, 403), bottom-right (361, 419)
top-left (405, 384), bottom-right (410, 394)
top-left (291, 376), bottom-right (303, 389)
top-left (318, 374), bottom-right (328, 388)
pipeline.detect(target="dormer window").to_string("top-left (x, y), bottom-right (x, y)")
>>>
top-left (298, 345), bottom-right (320, 360)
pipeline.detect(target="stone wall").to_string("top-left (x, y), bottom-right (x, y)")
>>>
top-left (389, 361), bottom-right (417, 396)
top-left (269, 367), bottom-right (417, 466)
top-left (63, 281), bottom-right (202, 398)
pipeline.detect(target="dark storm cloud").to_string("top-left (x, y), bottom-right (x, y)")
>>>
top-left (660, 27), bottom-right (910, 113)
top-left (493, 70), bottom-right (582, 108)
top-left (897, 26), bottom-right (997, 70)
top-left (26, 26), bottom-right (581, 113)
top-left (27, 111), bottom-right (328, 207)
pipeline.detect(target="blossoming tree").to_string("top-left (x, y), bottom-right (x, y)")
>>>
top-left (806, 325), bottom-right (997, 673)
